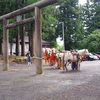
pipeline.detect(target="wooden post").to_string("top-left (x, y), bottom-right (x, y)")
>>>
top-left (3, 18), bottom-right (9, 71)
top-left (35, 7), bottom-right (42, 74)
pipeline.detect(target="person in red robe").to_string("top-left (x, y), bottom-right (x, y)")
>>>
top-left (50, 50), bottom-right (56, 66)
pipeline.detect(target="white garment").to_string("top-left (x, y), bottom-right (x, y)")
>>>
top-left (28, 62), bottom-right (31, 65)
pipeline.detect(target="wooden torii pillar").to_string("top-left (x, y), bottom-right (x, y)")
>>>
top-left (0, 0), bottom-right (59, 74)
top-left (35, 7), bottom-right (42, 74)
top-left (3, 18), bottom-right (9, 71)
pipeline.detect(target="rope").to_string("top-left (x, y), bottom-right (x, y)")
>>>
top-left (35, 57), bottom-right (43, 59)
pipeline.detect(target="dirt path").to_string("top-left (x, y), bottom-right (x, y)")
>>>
top-left (0, 60), bottom-right (100, 100)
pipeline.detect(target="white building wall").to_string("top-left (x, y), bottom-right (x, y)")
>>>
top-left (7, 43), bottom-right (29, 55)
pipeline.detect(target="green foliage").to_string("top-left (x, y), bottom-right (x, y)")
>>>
top-left (51, 40), bottom-right (58, 48)
top-left (81, 0), bottom-right (100, 34)
top-left (0, 54), bottom-right (2, 56)
top-left (56, 0), bottom-right (84, 50)
top-left (42, 6), bottom-right (58, 42)
top-left (0, 0), bottom-right (100, 52)
top-left (0, 0), bottom-right (27, 43)
top-left (87, 29), bottom-right (100, 52)
top-left (56, 45), bottom-right (63, 50)
top-left (78, 29), bottom-right (100, 52)
top-left (32, 54), bottom-right (35, 57)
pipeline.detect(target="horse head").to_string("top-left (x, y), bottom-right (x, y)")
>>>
top-left (78, 49), bottom-right (89, 60)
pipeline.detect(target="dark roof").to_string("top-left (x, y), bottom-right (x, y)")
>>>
top-left (24, 37), bottom-right (51, 44)
top-left (42, 40), bottom-right (51, 44)
top-left (13, 36), bottom-right (51, 44)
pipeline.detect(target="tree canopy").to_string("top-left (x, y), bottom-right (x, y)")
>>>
top-left (0, 0), bottom-right (100, 53)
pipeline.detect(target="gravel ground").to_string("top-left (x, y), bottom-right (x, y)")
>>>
top-left (0, 60), bottom-right (100, 100)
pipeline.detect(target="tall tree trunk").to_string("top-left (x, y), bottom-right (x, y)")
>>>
top-left (21, 0), bottom-right (25, 56)
top-left (15, 0), bottom-right (20, 56)
top-left (0, 42), bottom-right (2, 54)
top-left (30, 23), bottom-right (34, 56)
top-left (16, 26), bottom-right (20, 56)
top-left (21, 15), bottom-right (25, 56)
top-left (65, 42), bottom-right (70, 50)
top-left (10, 42), bottom-right (13, 55)
top-left (21, 25), bottom-right (25, 56)
top-left (29, 30), bottom-right (31, 53)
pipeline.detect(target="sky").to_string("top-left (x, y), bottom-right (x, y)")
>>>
top-left (79, 0), bottom-right (87, 5)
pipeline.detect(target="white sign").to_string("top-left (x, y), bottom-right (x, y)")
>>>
top-left (16, 15), bottom-right (22, 22)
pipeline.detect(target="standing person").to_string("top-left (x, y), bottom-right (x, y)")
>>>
top-left (26, 51), bottom-right (31, 65)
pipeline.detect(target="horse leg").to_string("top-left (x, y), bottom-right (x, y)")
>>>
top-left (60, 60), bottom-right (64, 70)
top-left (56, 59), bottom-right (59, 68)
top-left (44, 58), bottom-right (47, 64)
top-left (58, 57), bottom-right (62, 69)
top-left (50, 60), bottom-right (52, 66)
top-left (75, 63), bottom-right (78, 70)
top-left (53, 60), bottom-right (56, 69)
top-left (64, 62), bottom-right (68, 71)
top-left (77, 60), bottom-right (81, 70)
top-left (47, 59), bottom-right (49, 65)
top-left (44, 59), bottom-right (46, 64)
top-left (56, 59), bottom-right (59, 69)
top-left (76, 63), bottom-right (79, 70)
top-left (46, 59), bottom-right (47, 64)
top-left (75, 60), bottom-right (80, 70)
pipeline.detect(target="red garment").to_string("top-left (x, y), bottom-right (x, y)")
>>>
top-left (50, 53), bottom-right (56, 61)
top-left (43, 49), bottom-right (48, 60)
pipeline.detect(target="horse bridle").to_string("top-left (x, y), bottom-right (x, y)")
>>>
top-left (80, 49), bottom-right (87, 60)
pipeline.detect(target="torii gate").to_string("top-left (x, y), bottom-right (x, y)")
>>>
top-left (0, 0), bottom-right (59, 74)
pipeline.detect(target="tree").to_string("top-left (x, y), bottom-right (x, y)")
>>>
top-left (80, 0), bottom-right (92, 34)
top-left (78, 0), bottom-right (100, 52)
top-left (87, 29), bottom-right (100, 52)
top-left (56, 0), bottom-right (84, 50)
top-left (42, 6), bottom-right (58, 42)
top-left (91, 0), bottom-right (100, 30)
top-left (78, 29), bottom-right (100, 52)
top-left (0, 0), bottom-right (17, 54)
top-left (81, 0), bottom-right (100, 34)
top-left (25, 0), bottom-right (58, 48)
